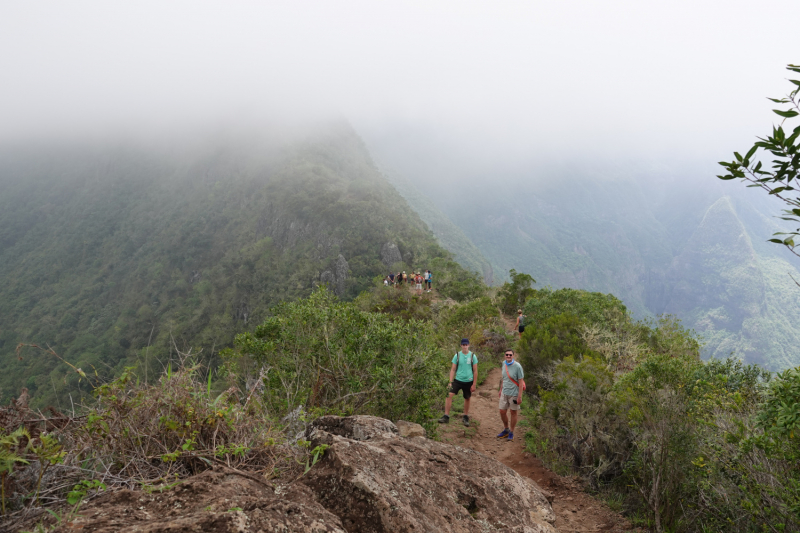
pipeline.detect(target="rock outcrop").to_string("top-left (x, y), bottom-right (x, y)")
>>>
top-left (53, 467), bottom-right (345, 533)
top-left (321, 254), bottom-right (350, 297)
top-left (45, 416), bottom-right (557, 533)
top-left (380, 242), bottom-right (403, 267)
top-left (302, 416), bottom-right (557, 533)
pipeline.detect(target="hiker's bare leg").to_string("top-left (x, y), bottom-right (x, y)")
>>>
top-left (464, 397), bottom-right (471, 416)
top-left (500, 409), bottom-right (509, 428)
top-left (444, 392), bottom-right (455, 415)
top-left (510, 410), bottom-right (518, 433)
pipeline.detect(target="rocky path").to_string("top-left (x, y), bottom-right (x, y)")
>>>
top-left (439, 365), bottom-right (636, 533)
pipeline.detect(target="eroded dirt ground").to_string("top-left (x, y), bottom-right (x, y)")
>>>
top-left (439, 365), bottom-right (638, 533)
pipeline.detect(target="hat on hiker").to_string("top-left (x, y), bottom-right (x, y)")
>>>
top-left (461, 338), bottom-right (469, 345)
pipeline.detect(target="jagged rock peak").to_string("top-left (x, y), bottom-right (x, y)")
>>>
top-left (380, 242), bottom-right (403, 267)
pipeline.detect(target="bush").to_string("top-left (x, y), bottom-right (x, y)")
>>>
top-left (526, 308), bottom-right (800, 533)
top-left (518, 312), bottom-right (599, 392)
top-left (533, 355), bottom-right (624, 478)
top-left (225, 287), bottom-right (443, 428)
top-left (524, 288), bottom-right (627, 329)
top-left (0, 359), bottom-right (297, 526)
top-left (83, 363), bottom-right (283, 481)
top-left (497, 269), bottom-right (536, 315)
top-left (354, 282), bottom-right (434, 322)
top-left (428, 257), bottom-right (486, 302)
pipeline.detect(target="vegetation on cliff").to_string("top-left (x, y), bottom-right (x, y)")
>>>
top-left (0, 123), bottom-right (482, 409)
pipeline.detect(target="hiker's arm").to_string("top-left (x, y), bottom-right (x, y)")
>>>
top-left (498, 377), bottom-right (503, 398)
top-left (518, 379), bottom-right (525, 404)
top-left (449, 363), bottom-right (457, 384)
top-left (471, 363), bottom-right (477, 392)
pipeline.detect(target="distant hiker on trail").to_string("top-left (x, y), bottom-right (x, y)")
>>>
top-left (439, 338), bottom-right (478, 427)
top-left (497, 349), bottom-right (525, 441)
top-left (415, 272), bottom-right (423, 295)
top-left (396, 271), bottom-right (403, 288)
top-left (515, 309), bottom-right (527, 337)
top-left (424, 269), bottom-right (432, 292)
top-left (402, 271), bottom-right (408, 285)
top-left (388, 272), bottom-right (395, 285)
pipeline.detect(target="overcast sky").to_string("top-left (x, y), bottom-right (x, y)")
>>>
top-left (1, 1), bottom-right (798, 162)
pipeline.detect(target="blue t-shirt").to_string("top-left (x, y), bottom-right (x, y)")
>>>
top-left (502, 361), bottom-right (524, 396)
top-left (452, 351), bottom-right (477, 382)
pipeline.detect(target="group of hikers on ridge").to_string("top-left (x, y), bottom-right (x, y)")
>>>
top-left (385, 269), bottom-right (432, 294)
top-left (438, 330), bottom-right (526, 442)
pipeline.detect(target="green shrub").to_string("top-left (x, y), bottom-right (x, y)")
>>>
top-left (225, 287), bottom-right (443, 427)
top-left (428, 257), bottom-right (486, 302)
top-left (354, 283), bottom-right (434, 322)
top-left (496, 269), bottom-right (536, 315)
top-left (524, 288), bottom-right (627, 329)
top-left (518, 312), bottom-right (599, 392)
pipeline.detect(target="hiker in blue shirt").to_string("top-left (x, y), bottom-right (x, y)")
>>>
top-left (497, 349), bottom-right (525, 441)
top-left (439, 338), bottom-right (478, 427)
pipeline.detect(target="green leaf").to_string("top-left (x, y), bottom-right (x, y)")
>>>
top-left (745, 145), bottom-right (758, 160)
top-left (773, 109), bottom-right (799, 118)
top-left (768, 97), bottom-right (791, 104)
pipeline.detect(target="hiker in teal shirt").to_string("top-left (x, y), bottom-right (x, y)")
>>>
top-left (438, 338), bottom-right (478, 427)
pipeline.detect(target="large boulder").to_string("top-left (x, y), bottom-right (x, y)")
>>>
top-left (52, 467), bottom-right (345, 533)
top-left (303, 416), bottom-right (557, 533)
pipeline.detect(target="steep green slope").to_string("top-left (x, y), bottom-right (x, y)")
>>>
top-left (664, 197), bottom-right (800, 369)
top-left (0, 123), bottom-right (459, 407)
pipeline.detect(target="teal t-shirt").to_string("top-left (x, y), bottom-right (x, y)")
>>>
top-left (452, 351), bottom-right (477, 382)
top-left (502, 361), bottom-right (524, 396)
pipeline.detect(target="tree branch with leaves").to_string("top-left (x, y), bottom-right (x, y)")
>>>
top-left (718, 64), bottom-right (800, 259)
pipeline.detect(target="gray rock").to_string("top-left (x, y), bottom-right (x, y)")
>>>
top-left (396, 420), bottom-right (426, 438)
top-left (303, 416), bottom-right (557, 533)
top-left (334, 254), bottom-right (349, 296)
top-left (380, 242), bottom-right (403, 267)
top-left (308, 415), bottom-right (399, 442)
top-left (51, 467), bottom-right (346, 533)
top-left (320, 255), bottom-right (349, 297)
top-left (320, 270), bottom-right (336, 288)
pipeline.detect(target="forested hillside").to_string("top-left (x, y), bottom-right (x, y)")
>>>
top-left (0, 122), bottom-right (477, 408)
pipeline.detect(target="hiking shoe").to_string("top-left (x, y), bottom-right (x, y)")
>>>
top-left (438, 414), bottom-right (450, 424)
top-left (507, 431), bottom-right (514, 441)
top-left (497, 428), bottom-right (510, 438)
top-left (462, 415), bottom-right (470, 427)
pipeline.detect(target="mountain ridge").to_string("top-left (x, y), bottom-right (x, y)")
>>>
top-left (0, 122), bottom-right (469, 407)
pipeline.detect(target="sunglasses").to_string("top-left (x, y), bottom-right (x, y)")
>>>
top-left (504, 353), bottom-right (514, 357)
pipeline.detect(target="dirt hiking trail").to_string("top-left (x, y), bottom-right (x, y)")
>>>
top-left (439, 364), bottom-right (637, 533)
